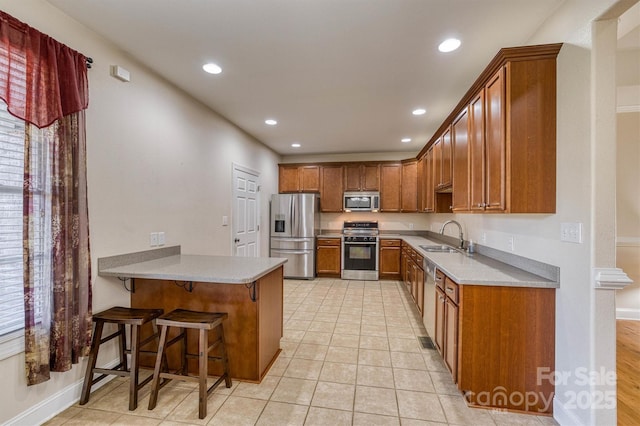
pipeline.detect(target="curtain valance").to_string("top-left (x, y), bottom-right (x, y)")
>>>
top-left (0, 11), bottom-right (88, 128)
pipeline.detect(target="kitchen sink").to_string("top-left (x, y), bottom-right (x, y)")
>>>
top-left (419, 244), bottom-right (458, 253)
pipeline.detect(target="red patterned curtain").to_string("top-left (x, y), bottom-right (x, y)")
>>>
top-left (0, 11), bottom-right (88, 128)
top-left (0, 11), bottom-right (92, 385)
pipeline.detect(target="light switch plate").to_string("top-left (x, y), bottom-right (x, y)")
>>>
top-left (150, 232), bottom-right (159, 246)
top-left (158, 232), bottom-right (166, 246)
top-left (561, 222), bottom-right (583, 243)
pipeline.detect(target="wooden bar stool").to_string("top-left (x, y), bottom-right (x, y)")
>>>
top-left (80, 306), bottom-right (164, 410)
top-left (148, 309), bottom-right (232, 419)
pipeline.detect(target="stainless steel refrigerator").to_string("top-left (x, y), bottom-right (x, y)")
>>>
top-left (270, 193), bottom-right (319, 279)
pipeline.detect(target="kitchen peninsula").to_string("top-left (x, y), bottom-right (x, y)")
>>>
top-left (98, 246), bottom-right (286, 383)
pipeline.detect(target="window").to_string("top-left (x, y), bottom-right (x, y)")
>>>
top-left (0, 102), bottom-right (47, 359)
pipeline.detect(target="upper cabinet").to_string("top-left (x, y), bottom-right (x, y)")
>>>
top-left (418, 43), bottom-right (561, 214)
top-left (278, 164), bottom-right (320, 193)
top-left (319, 165), bottom-right (344, 212)
top-left (421, 148), bottom-right (435, 213)
top-left (452, 106), bottom-right (470, 212)
top-left (380, 163), bottom-right (402, 212)
top-left (401, 160), bottom-right (418, 212)
top-left (278, 45), bottom-right (560, 215)
top-left (434, 127), bottom-right (452, 191)
top-left (344, 163), bottom-right (380, 191)
top-left (461, 53), bottom-right (557, 213)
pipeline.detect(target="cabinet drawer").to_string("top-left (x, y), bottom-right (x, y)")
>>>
top-left (317, 238), bottom-right (341, 246)
top-left (444, 277), bottom-right (459, 304)
top-left (435, 270), bottom-right (446, 290)
top-left (380, 239), bottom-right (401, 247)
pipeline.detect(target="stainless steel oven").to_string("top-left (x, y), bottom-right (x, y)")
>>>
top-left (341, 221), bottom-right (379, 281)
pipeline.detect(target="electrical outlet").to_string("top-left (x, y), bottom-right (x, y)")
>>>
top-left (158, 232), bottom-right (166, 246)
top-left (408, 223), bottom-right (414, 230)
top-left (508, 236), bottom-right (515, 252)
top-left (561, 222), bottom-right (583, 243)
top-left (150, 232), bottom-right (159, 247)
top-left (481, 232), bottom-right (487, 243)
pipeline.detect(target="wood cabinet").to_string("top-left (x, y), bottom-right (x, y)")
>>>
top-left (464, 61), bottom-right (556, 213)
top-left (132, 267), bottom-right (283, 383)
top-left (278, 164), bottom-right (320, 193)
top-left (379, 239), bottom-right (401, 280)
top-left (319, 165), bottom-right (344, 212)
top-left (432, 267), bottom-right (556, 414)
top-left (412, 260), bottom-right (425, 314)
top-left (422, 148), bottom-right (435, 212)
top-left (380, 163), bottom-right (402, 212)
top-left (452, 107), bottom-right (470, 212)
top-left (316, 237), bottom-right (341, 276)
top-left (482, 67), bottom-right (506, 211)
top-left (443, 277), bottom-right (459, 378)
top-left (458, 284), bottom-right (556, 414)
top-left (434, 127), bottom-right (452, 190)
top-left (401, 243), bottom-right (424, 314)
top-left (457, 47), bottom-right (558, 213)
top-left (416, 155), bottom-right (424, 211)
top-left (434, 270), bottom-right (456, 375)
top-left (469, 87), bottom-right (487, 212)
top-left (416, 44), bottom-right (560, 214)
top-left (434, 272), bottom-right (446, 354)
top-left (401, 160), bottom-right (418, 212)
top-left (344, 163), bottom-right (380, 191)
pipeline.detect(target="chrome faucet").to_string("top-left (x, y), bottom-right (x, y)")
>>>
top-left (440, 220), bottom-right (464, 250)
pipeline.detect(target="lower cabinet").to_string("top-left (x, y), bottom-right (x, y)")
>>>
top-left (433, 267), bottom-right (556, 415)
top-left (379, 239), bottom-right (401, 280)
top-left (401, 243), bottom-right (424, 315)
top-left (316, 237), bottom-right (341, 277)
top-left (433, 270), bottom-right (449, 363)
top-left (443, 277), bottom-right (459, 379)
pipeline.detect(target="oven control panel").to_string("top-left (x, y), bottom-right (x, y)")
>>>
top-left (343, 235), bottom-right (378, 242)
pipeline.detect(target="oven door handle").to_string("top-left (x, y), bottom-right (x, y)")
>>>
top-left (342, 241), bottom-right (378, 245)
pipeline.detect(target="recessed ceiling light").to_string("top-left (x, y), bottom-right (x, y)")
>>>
top-left (401, 138), bottom-right (411, 143)
top-left (291, 143), bottom-right (301, 148)
top-left (412, 108), bottom-right (426, 116)
top-left (265, 119), bottom-right (278, 126)
top-left (438, 38), bottom-right (461, 53)
top-left (202, 63), bottom-right (222, 74)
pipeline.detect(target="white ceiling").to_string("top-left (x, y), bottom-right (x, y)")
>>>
top-left (45, 0), bottom-right (633, 156)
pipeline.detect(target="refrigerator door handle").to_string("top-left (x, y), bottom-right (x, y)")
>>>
top-left (271, 249), bottom-right (311, 255)
top-left (271, 237), bottom-right (313, 242)
top-left (291, 195), bottom-right (297, 237)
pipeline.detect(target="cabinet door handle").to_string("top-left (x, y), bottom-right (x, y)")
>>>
top-left (446, 287), bottom-right (455, 293)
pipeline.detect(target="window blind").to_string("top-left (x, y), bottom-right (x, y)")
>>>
top-left (0, 102), bottom-right (26, 337)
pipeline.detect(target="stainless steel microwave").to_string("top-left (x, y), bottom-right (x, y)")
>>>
top-left (343, 191), bottom-right (380, 212)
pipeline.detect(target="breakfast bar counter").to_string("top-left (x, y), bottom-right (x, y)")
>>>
top-left (98, 246), bottom-right (287, 383)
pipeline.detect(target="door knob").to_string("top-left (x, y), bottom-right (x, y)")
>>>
top-left (234, 238), bottom-right (240, 243)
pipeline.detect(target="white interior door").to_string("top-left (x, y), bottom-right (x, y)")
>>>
top-left (232, 164), bottom-right (260, 257)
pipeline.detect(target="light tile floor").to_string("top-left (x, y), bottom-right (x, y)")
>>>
top-left (45, 278), bottom-right (559, 425)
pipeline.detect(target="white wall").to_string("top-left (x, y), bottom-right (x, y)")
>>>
top-left (616, 111), bottom-right (640, 317)
top-left (0, 0), bottom-right (280, 423)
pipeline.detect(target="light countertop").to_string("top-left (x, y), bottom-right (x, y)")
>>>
top-left (98, 250), bottom-right (287, 284)
top-left (319, 232), bottom-right (557, 288)
top-left (386, 234), bottom-right (558, 288)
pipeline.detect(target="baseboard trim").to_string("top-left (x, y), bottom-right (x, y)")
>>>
top-left (2, 359), bottom-right (119, 426)
top-left (616, 308), bottom-right (640, 320)
top-left (553, 397), bottom-right (586, 426)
